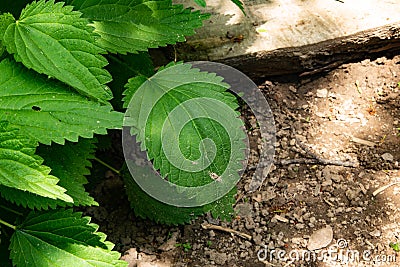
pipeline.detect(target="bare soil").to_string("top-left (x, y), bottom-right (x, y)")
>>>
top-left (84, 54), bottom-right (400, 267)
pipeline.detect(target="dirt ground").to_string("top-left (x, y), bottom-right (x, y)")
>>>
top-left (84, 53), bottom-right (400, 267)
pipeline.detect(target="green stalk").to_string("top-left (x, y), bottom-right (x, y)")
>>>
top-left (94, 157), bottom-right (120, 174)
top-left (0, 205), bottom-right (23, 216)
top-left (0, 218), bottom-right (16, 230)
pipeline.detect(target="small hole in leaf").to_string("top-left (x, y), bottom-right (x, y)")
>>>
top-left (32, 106), bottom-right (41, 111)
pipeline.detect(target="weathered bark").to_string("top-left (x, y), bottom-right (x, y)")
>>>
top-left (217, 22), bottom-right (400, 78)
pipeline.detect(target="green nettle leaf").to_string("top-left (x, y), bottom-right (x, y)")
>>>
top-left (122, 75), bottom-right (148, 109)
top-left (123, 63), bottom-right (245, 222)
top-left (123, 168), bottom-right (237, 224)
top-left (68, 0), bottom-right (209, 54)
top-left (0, 43), bottom-right (4, 58)
top-left (108, 52), bottom-right (155, 78)
top-left (107, 52), bottom-right (154, 110)
top-left (194, 0), bottom-right (207, 8)
top-left (124, 63), bottom-right (245, 186)
top-left (121, 165), bottom-right (207, 225)
top-left (2, 0), bottom-right (113, 102)
top-left (231, 0), bottom-right (245, 14)
top-left (0, 13), bottom-right (15, 58)
top-left (204, 187), bottom-right (236, 221)
top-left (0, 121), bottom-right (72, 203)
top-left (95, 134), bottom-right (113, 151)
top-left (37, 138), bottom-right (98, 206)
top-left (0, 58), bottom-right (123, 145)
top-left (9, 209), bottom-right (127, 267)
top-left (0, 138), bottom-right (98, 209)
top-left (193, 0), bottom-right (243, 12)
top-left (0, 13), bottom-right (15, 40)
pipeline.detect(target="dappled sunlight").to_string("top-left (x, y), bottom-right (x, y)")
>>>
top-left (247, 0), bottom-right (399, 53)
top-left (257, 55), bottom-right (400, 267)
top-left (204, 0), bottom-right (245, 25)
top-left (300, 59), bottom-right (400, 266)
top-left (175, 0), bottom-right (400, 62)
top-left (251, 0), bottom-right (304, 51)
top-left (305, 60), bottom-right (400, 165)
top-left (318, 170), bottom-right (400, 267)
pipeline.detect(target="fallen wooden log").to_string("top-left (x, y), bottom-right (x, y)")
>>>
top-left (167, 0), bottom-right (400, 77)
top-left (219, 22), bottom-right (400, 77)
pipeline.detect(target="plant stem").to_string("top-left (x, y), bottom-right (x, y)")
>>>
top-left (0, 205), bottom-right (23, 216)
top-left (0, 218), bottom-right (16, 230)
top-left (94, 157), bottom-right (120, 174)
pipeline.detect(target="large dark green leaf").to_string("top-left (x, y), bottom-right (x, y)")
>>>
top-left (2, 0), bottom-right (113, 102)
top-left (0, 58), bottom-right (123, 145)
top-left (9, 209), bottom-right (127, 267)
top-left (0, 122), bottom-right (72, 203)
top-left (69, 0), bottom-right (209, 54)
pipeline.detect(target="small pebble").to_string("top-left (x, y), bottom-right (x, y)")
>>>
top-left (295, 223), bottom-right (306, 230)
top-left (316, 88), bottom-right (328, 98)
top-left (381, 152), bottom-right (394, 162)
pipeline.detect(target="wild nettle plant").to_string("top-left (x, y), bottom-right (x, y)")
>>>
top-left (0, 0), bottom-right (245, 265)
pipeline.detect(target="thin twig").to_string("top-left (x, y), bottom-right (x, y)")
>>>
top-left (323, 198), bottom-right (336, 207)
top-left (349, 135), bottom-right (376, 147)
top-left (277, 158), bottom-right (358, 167)
top-left (0, 204), bottom-right (23, 216)
top-left (373, 181), bottom-right (400, 196)
top-left (262, 113), bottom-right (359, 168)
top-left (249, 154), bottom-right (357, 170)
top-left (94, 157), bottom-right (120, 174)
top-left (273, 214), bottom-right (289, 223)
top-left (294, 135), bottom-right (359, 167)
top-left (201, 223), bottom-right (252, 240)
